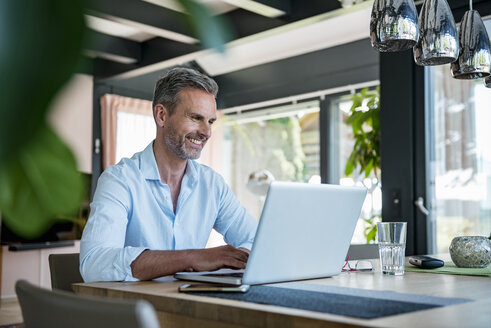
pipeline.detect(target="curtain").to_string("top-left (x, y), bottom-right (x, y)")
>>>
top-left (100, 94), bottom-right (154, 169)
top-left (440, 70), bottom-right (476, 173)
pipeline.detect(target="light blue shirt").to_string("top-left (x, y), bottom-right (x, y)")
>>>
top-left (80, 142), bottom-right (258, 282)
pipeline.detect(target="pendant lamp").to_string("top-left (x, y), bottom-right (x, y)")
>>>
top-left (370, 0), bottom-right (420, 52)
top-left (450, 1), bottom-right (491, 79)
top-left (413, 0), bottom-right (459, 66)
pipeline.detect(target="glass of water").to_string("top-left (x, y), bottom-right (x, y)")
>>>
top-left (377, 222), bottom-right (407, 275)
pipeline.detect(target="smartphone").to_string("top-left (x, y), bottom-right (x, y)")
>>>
top-left (408, 255), bottom-right (444, 269)
top-left (178, 283), bottom-right (250, 293)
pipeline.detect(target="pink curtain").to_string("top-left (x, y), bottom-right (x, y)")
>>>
top-left (100, 94), bottom-right (153, 169)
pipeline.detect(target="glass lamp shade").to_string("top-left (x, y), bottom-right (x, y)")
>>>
top-left (451, 10), bottom-right (491, 79)
top-left (370, 0), bottom-right (420, 52)
top-left (485, 75), bottom-right (491, 88)
top-left (413, 0), bottom-right (459, 66)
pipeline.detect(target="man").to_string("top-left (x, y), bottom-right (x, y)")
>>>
top-left (80, 68), bottom-right (258, 282)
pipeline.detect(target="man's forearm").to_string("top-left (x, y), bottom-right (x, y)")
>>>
top-left (130, 249), bottom-right (194, 280)
top-left (130, 245), bottom-right (249, 280)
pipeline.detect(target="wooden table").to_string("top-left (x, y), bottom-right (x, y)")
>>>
top-left (73, 258), bottom-right (491, 328)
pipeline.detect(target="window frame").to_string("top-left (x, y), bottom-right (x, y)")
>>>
top-left (379, 52), bottom-right (427, 256)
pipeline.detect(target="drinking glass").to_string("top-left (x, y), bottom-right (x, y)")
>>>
top-left (377, 222), bottom-right (407, 275)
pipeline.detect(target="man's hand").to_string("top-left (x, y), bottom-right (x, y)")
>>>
top-left (188, 245), bottom-right (249, 272)
top-left (131, 245), bottom-right (250, 280)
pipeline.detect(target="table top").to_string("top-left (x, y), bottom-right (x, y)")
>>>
top-left (73, 257), bottom-right (491, 328)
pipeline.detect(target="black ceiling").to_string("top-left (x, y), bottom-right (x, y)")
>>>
top-left (83, 0), bottom-right (343, 80)
top-left (81, 0), bottom-right (491, 105)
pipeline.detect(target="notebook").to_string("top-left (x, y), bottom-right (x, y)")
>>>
top-left (174, 181), bottom-right (367, 285)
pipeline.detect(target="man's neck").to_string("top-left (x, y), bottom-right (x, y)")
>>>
top-left (152, 140), bottom-right (187, 186)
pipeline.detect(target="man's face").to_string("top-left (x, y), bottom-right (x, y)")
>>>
top-left (163, 88), bottom-right (217, 160)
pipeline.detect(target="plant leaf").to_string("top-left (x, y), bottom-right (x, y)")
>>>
top-left (344, 153), bottom-right (355, 176)
top-left (350, 94), bottom-right (362, 110)
top-left (352, 112), bottom-right (364, 135)
top-left (366, 225), bottom-right (377, 244)
top-left (0, 125), bottom-right (85, 238)
top-left (177, 0), bottom-right (234, 53)
top-left (367, 97), bottom-right (376, 110)
top-left (360, 88), bottom-right (368, 98)
top-left (0, 0), bottom-right (85, 163)
top-left (345, 111), bottom-right (360, 125)
top-left (364, 159), bottom-right (374, 178)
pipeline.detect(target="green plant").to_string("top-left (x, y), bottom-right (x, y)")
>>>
top-left (363, 215), bottom-right (379, 244)
top-left (0, 0), bottom-right (231, 239)
top-left (344, 87), bottom-right (380, 179)
top-left (344, 87), bottom-right (381, 243)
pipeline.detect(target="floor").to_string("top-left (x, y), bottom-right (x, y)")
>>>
top-left (0, 297), bottom-right (23, 327)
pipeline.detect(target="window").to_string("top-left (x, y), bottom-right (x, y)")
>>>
top-left (221, 89), bottom-right (382, 244)
top-left (222, 101), bottom-right (320, 219)
top-left (427, 65), bottom-right (491, 253)
top-left (329, 95), bottom-right (381, 244)
top-left (115, 112), bottom-right (155, 163)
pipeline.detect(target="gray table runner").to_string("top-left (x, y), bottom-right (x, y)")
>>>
top-left (190, 283), bottom-right (470, 319)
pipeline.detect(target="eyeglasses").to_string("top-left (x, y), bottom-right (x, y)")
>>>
top-left (342, 256), bottom-right (374, 272)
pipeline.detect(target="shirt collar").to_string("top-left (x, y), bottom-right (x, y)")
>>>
top-left (140, 141), bottom-right (160, 180)
top-left (184, 158), bottom-right (198, 186)
top-left (140, 140), bottom-right (199, 185)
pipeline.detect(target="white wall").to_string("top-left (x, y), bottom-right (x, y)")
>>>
top-left (48, 74), bottom-right (93, 174)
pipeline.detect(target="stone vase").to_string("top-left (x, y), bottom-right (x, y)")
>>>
top-left (449, 236), bottom-right (491, 268)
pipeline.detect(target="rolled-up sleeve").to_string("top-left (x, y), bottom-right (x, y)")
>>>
top-left (214, 177), bottom-right (258, 251)
top-left (80, 170), bottom-right (146, 282)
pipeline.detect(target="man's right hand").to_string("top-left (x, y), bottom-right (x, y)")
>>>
top-left (188, 245), bottom-right (249, 272)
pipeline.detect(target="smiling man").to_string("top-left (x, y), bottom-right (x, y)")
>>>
top-left (80, 68), bottom-right (258, 282)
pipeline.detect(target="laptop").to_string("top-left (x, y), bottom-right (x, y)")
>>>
top-left (174, 181), bottom-right (367, 285)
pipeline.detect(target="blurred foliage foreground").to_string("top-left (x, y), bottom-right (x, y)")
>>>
top-left (0, 1), bottom-right (86, 238)
top-left (0, 0), bottom-right (230, 239)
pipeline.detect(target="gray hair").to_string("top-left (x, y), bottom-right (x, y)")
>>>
top-left (152, 67), bottom-right (218, 115)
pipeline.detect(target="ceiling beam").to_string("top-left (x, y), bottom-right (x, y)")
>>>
top-left (220, 0), bottom-right (291, 17)
top-left (93, 37), bottom-right (200, 79)
top-left (87, 0), bottom-right (346, 80)
top-left (84, 30), bottom-right (141, 64)
top-left (84, 0), bottom-right (197, 44)
top-left (222, 9), bottom-right (285, 38)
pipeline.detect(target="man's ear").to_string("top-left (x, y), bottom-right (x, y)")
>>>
top-left (154, 104), bottom-right (168, 127)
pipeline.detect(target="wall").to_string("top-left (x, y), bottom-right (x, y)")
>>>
top-left (1, 242), bottom-right (80, 298)
top-left (48, 74), bottom-right (94, 174)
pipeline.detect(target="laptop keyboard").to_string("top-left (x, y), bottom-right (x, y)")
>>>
top-left (204, 272), bottom-right (244, 278)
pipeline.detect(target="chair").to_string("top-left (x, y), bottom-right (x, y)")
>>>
top-left (48, 253), bottom-right (83, 292)
top-left (15, 280), bottom-right (160, 328)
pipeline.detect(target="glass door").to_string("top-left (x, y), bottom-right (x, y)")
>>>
top-left (426, 18), bottom-right (491, 252)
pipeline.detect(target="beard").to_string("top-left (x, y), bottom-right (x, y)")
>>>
top-left (164, 124), bottom-right (205, 160)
